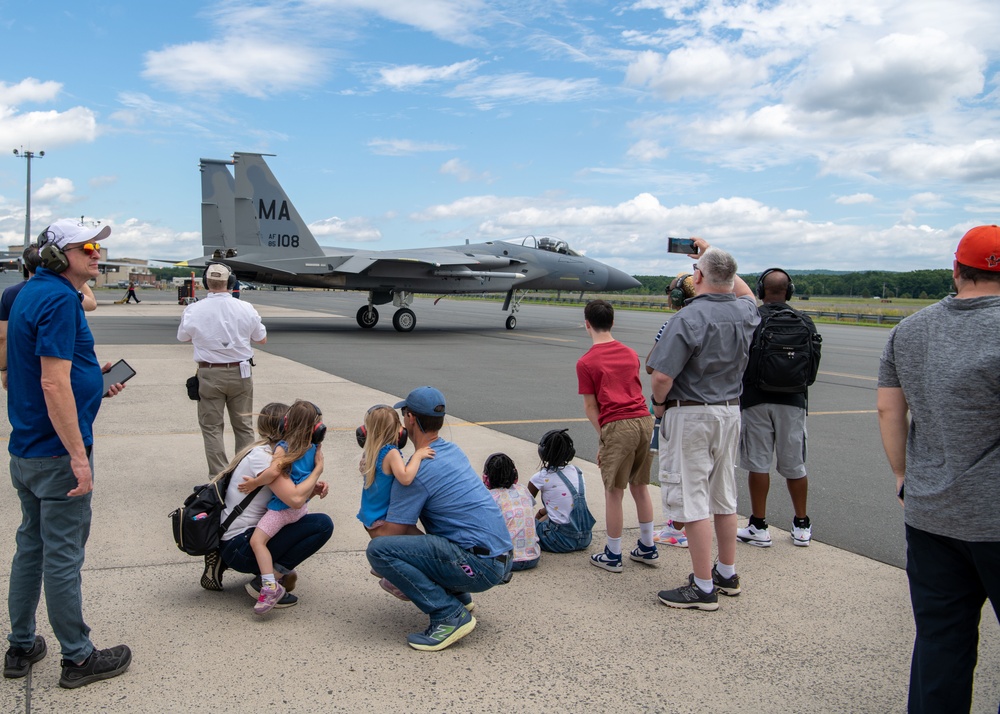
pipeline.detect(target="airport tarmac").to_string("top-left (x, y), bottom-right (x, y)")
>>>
top-left (1, 291), bottom-right (998, 713)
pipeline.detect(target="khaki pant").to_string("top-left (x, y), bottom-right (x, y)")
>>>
top-left (197, 365), bottom-right (255, 476)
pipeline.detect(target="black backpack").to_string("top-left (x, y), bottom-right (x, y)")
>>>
top-left (169, 469), bottom-right (261, 556)
top-left (749, 307), bottom-right (822, 393)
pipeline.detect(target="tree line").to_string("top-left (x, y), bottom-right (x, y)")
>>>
top-left (628, 269), bottom-right (954, 300)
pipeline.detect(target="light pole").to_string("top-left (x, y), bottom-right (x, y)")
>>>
top-left (13, 147), bottom-right (44, 250)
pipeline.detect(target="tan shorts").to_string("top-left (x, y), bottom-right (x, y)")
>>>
top-left (657, 405), bottom-right (740, 522)
top-left (599, 415), bottom-right (654, 490)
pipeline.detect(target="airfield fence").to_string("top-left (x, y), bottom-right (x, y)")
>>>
top-left (462, 293), bottom-right (907, 325)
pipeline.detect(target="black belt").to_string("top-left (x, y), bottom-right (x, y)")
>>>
top-left (198, 361), bottom-right (242, 368)
top-left (471, 546), bottom-right (511, 564)
top-left (665, 398), bottom-right (739, 409)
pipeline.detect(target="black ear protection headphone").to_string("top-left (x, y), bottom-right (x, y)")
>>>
top-left (538, 428), bottom-right (575, 464)
top-left (202, 265), bottom-right (237, 291)
top-left (355, 404), bottom-right (409, 450)
top-left (281, 401), bottom-right (327, 444)
top-left (755, 268), bottom-right (794, 301)
top-left (667, 273), bottom-right (693, 310)
top-left (37, 228), bottom-right (71, 274)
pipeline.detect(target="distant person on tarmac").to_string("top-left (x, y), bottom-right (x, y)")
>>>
top-left (125, 279), bottom-right (140, 304)
top-left (177, 263), bottom-right (267, 477)
top-left (877, 224), bottom-right (1000, 712)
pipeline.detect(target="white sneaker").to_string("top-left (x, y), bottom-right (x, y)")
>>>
top-left (653, 521), bottom-right (688, 548)
top-left (791, 522), bottom-right (812, 547)
top-left (737, 523), bottom-right (772, 548)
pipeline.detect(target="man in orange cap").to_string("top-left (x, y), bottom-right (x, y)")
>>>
top-left (877, 224), bottom-right (1000, 712)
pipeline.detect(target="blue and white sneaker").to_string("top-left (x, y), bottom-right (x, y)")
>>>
top-left (590, 546), bottom-right (623, 573)
top-left (628, 539), bottom-right (659, 565)
top-left (407, 609), bottom-right (477, 652)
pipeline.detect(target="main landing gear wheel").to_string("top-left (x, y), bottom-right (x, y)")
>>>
top-left (393, 308), bottom-right (416, 332)
top-left (357, 306), bottom-right (379, 328)
top-left (505, 315), bottom-right (517, 330)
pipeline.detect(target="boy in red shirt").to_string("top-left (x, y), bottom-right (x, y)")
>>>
top-left (578, 300), bottom-right (657, 572)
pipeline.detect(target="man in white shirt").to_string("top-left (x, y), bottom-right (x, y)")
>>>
top-left (177, 264), bottom-right (267, 476)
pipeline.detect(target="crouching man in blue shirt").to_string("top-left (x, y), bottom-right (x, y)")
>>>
top-left (366, 386), bottom-right (513, 652)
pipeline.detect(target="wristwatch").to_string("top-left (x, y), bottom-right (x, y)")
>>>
top-left (650, 395), bottom-right (666, 406)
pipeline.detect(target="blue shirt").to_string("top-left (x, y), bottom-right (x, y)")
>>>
top-left (7, 267), bottom-right (103, 458)
top-left (267, 441), bottom-right (316, 511)
top-left (385, 437), bottom-right (513, 557)
top-left (0, 279), bottom-right (29, 321)
top-left (357, 444), bottom-right (398, 528)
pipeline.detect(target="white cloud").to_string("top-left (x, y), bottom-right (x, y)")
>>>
top-left (309, 216), bottom-right (382, 242)
top-left (33, 177), bottom-right (76, 204)
top-left (836, 193), bottom-right (876, 205)
top-left (0, 78), bottom-right (62, 105)
top-left (625, 46), bottom-right (769, 99)
top-left (0, 105), bottom-right (98, 149)
top-left (314, 0), bottom-right (491, 44)
top-left (440, 158), bottom-right (491, 182)
top-left (367, 138), bottom-right (457, 156)
top-left (794, 30), bottom-right (987, 119)
top-left (377, 60), bottom-right (481, 89)
top-left (626, 139), bottom-right (669, 162)
top-left (448, 73), bottom-right (602, 109)
top-left (143, 37), bottom-right (327, 97)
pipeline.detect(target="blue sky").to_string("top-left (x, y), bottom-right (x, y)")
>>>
top-left (1, 0), bottom-right (998, 277)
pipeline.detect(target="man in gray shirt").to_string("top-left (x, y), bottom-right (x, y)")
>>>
top-left (647, 239), bottom-right (759, 611)
top-left (877, 224), bottom-right (1000, 712)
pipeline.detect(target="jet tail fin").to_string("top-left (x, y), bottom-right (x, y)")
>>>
top-left (200, 159), bottom-right (236, 254)
top-left (232, 152), bottom-right (324, 258)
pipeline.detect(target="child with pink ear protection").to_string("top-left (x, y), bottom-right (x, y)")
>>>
top-left (483, 453), bottom-right (540, 571)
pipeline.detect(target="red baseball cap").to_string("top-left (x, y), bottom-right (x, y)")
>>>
top-left (956, 225), bottom-right (1000, 271)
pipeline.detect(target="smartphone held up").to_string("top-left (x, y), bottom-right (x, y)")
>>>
top-left (667, 237), bottom-right (698, 254)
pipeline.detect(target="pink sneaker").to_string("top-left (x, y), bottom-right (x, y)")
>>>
top-left (653, 521), bottom-right (688, 548)
top-left (379, 577), bottom-right (411, 601)
top-left (253, 582), bottom-right (287, 614)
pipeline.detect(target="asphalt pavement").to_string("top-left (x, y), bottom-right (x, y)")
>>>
top-left (0, 287), bottom-right (998, 713)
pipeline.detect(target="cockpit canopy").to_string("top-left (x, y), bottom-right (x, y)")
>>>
top-left (507, 235), bottom-right (581, 256)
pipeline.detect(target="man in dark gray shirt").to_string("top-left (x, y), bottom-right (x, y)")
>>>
top-left (877, 224), bottom-right (1000, 713)
top-left (647, 239), bottom-right (759, 611)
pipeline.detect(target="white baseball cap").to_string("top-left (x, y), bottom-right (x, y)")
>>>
top-left (206, 263), bottom-right (232, 280)
top-left (42, 218), bottom-right (111, 249)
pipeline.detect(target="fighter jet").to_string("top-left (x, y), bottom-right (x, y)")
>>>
top-left (188, 152), bottom-right (639, 332)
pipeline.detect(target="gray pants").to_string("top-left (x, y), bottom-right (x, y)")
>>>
top-left (8, 452), bottom-right (94, 662)
top-left (197, 365), bottom-right (255, 476)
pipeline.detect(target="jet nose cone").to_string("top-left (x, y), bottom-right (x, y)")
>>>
top-left (606, 267), bottom-right (640, 291)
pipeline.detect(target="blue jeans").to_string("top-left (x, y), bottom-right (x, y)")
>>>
top-left (511, 557), bottom-right (539, 572)
top-left (905, 525), bottom-right (1000, 713)
top-left (536, 518), bottom-right (592, 553)
top-left (8, 453), bottom-right (95, 662)
top-left (220, 513), bottom-right (334, 575)
top-left (366, 534), bottom-right (512, 623)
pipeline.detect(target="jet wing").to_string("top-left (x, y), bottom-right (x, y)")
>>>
top-left (329, 248), bottom-right (525, 275)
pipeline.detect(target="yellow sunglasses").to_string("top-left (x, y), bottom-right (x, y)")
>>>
top-left (67, 242), bottom-right (101, 255)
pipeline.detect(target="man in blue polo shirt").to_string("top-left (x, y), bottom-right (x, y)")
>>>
top-left (4, 219), bottom-right (132, 689)
top-left (366, 386), bottom-right (513, 652)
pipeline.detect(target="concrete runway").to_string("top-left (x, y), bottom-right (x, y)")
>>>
top-left (80, 286), bottom-right (902, 566)
top-left (1, 282), bottom-right (998, 713)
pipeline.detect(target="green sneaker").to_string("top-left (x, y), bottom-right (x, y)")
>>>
top-left (407, 609), bottom-right (477, 652)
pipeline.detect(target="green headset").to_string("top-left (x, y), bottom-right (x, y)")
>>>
top-left (37, 228), bottom-right (71, 274)
top-left (667, 273), bottom-right (693, 309)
